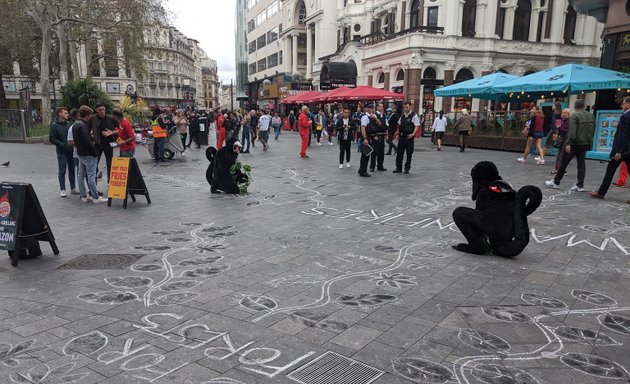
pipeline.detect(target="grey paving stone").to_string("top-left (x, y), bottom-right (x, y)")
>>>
top-left (329, 324), bottom-right (382, 350)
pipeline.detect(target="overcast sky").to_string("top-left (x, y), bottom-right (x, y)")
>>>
top-left (167, 0), bottom-right (237, 84)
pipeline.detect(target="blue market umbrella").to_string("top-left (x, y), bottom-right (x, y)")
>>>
top-left (434, 72), bottom-right (520, 100)
top-left (494, 63), bottom-right (630, 96)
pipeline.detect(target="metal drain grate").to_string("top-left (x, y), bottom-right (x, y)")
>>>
top-left (58, 254), bottom-right (146, 270)
top-left (288, 351), bottom-right (384, 384)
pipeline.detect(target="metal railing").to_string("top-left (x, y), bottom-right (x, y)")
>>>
top-left (360, 25), bottom-right (445, 46)
top-left (0, 109), bottom-right (29, 142)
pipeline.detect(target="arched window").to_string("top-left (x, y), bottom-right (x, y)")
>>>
top-left (396, 69), bottom-right (405, 81)
top-left (455, 68), bottom-right (474, 83)
top-left (462, 0), bottom-right (477, 37)
top-left (296, 1), bottom-right (306, 25)
top-left (513, 0), bottom-right (532, 42)
top-left (377, 72), bottom-right (385, 83)
top-left (497, 68), bottom-right (509, 74)
top-left (524, 69), bottom-right (537, 75)
top-left (409, 0), bottom-right (423, 28)
top-left (423, 67), bottom-right (436, 79)
top-left (563, 5), bottom-right (577, 44)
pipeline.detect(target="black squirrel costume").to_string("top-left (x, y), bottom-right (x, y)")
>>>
top-left (452, 161), bottom-right (542, 257)
top-left (205, 138), bottom-right (248, 194)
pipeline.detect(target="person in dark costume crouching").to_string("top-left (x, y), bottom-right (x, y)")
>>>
top-left (452, 161), bottom-right (542, 257)
top-left (206, 138), bottom-right (248, 194)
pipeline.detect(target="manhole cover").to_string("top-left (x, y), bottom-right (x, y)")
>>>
top-left (58, 254), bottom-right (146, 270)
top-left (288, 351), bottom-right (384, 384)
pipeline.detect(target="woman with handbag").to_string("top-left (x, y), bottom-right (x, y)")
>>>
top-left (517, 106), bottom-right (546, 164)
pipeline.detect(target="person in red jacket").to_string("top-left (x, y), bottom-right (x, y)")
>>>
top-left (216, 110), bottom-right (226, 149)
top-left (298, 105), bottom-right (312, 158)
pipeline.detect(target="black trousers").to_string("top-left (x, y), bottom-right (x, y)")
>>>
top-left (553, 144), bottom-right (588, 188)
top-left (188, 130), bottom-right (200, 147)
top-left (339, 139), bottom-right (351, 164)
top-left (315, 129), bottom-right (322, 143)
top-left (370, 136), bottom-right (385, 170)
top-left (387, 129), bottom-right (397, 154)
top-left (395, 136), bottom-right (414, 171)
top-left (358, 140), bottom-right (373, 174)
top-left (453, 207), bottom-right (487, 254)
top-left (97, 144), bottom-right (113, 183)
top-left (597, 157), bottom-right (630, 196)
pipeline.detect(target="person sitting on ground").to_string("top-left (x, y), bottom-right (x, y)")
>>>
top-left (207, 138), bottom-right (248, 194)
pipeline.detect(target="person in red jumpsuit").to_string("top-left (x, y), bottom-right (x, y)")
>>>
top-left (216, 109), bottom-right (226, 149)
top-left (298, 105), bottom-right (312, 158)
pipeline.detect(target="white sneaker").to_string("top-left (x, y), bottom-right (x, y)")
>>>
top-left (517, 157), bottom-right (526, 163)
top-left (536, 159), bottom-right (545, 165)
top-left (60, 190), bottom-right (67, 198)
top-left (70, 188), bottom-right (80, 195)
top-left (93, 197), bottom-right (109, 204)
top-left (339, 164), bottom-right (343, 169)
top-left (545, 180), bottom-right (559, 189)
top-left (81, 197), bottom-right (93, 203)
top-left (570, 185), bottom-right (584, 192)
top-left (534, 156), bottom-right (541, 161)
top-left (180, 152), bottom-right (186, 157)
top-left (329, 142), bottom-right (333, 145)
top-left (318, 142), bottom-right (322, 146)
top-left (346, 163), bottom-right (351, 168)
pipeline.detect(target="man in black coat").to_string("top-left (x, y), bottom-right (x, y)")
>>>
top-left (88, 103), bottom-right (119, 183)
top-left (335, 108), bottom-right (356, 168)
top-left (386, 106), bottom-right (399, 155)
top-left (590, 96), bottom-right (630, 200)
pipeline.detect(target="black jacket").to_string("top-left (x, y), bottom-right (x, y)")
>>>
top-left (88, 114), bottom-right (119, 147)
top-left (334, 118), bottom-right (357, 141)
top-left (72, 119), bottom-right (98, 157)
top-left (49, 119), bottom-right (73, 155)
top-left (612, 110), bottom-right (630, 157)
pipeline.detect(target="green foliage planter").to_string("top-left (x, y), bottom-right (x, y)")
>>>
top-left (59, 79), bottom-right (113, 111)
top-left (230, 162), bottom-right (252, 194)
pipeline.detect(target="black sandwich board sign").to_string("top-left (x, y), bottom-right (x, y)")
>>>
top-left (107, 157), bottom-right (151, 209)
top-left (0, 182), bottom-right (59, 267)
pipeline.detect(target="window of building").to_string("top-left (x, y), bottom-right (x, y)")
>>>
top-left (462, 0), bottom-right (476, 37)
top-left (377, 72), bottom-right (385, 83)
top-left (298, 52), bottom-right (307, 66)
top-left (267, 1), bottom-right (279, 17)
top-left (396, 69), bottom-right (404, 81)
top-left (298, 1), bottom-right (306, 25)
top-left (496, 7), bottom-right (506, 38)
top-left (455, 68), bottom-right (474, 82)
top-left (410, 0), bottom-right (421, 28)
top-left (563, 5), bottom-right (577, 44)
top-left (267, 26), bottom-right (279, 43)
top-left (89, 39), bottom-right (100, 77)
top-left (513, 0), bottom-right (531, 42)
top-left (249, 63), bottom-right (257, 74)
top-left (248, 41), bottom-right (256, 53)
top-left (248, 20), bottom-right (255, 32)
top-left (257, 58), bottom-right (266, 72)
top-left (267, 53), bottom-right (278, 68)
top-left (423, 67), bottom-right (436, 79)
top-left (257, 35), bottom-right (266, 49)
top-left (279, 50), bottom-right (283, 64)
top-left (536, 11), bottom-right (545, 42)
top-left (427, 6), bottom-right (438, 28)
top-left (247, 0), bottom-right (257, 10)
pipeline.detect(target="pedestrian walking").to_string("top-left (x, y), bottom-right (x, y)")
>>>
top-left (188, 111), bottom-right (201, 148)
top-left (272, 112), bottom-right (282, 140)
top-left (217, 109), bottom-right (227, 149)
top-left (431, 110), bottom-right (447, 151)
top-left (174, 110), bottom-right (189, 153)
top-left (288, 110), bottom-right (296, 132)
top-left (249, 110), bottom-right (258, 148)
top-left (517, 106), bottom-right (546, 163)
top-left (241, 111), bottom-right (252, 153)
top-left (550, 108), bottom-right (571, 174)
top-left (298, 105), bottom-right (311, 158)
top-left (393, 101), bottom-right (421, 174)
top-left (335, 108), bottom-right (356, 168)
top-left (590, 96), bottom-right (630, 200)
top-left (258, 109), bottom-right (271, 151)
top-left (454, 108), bottom-right (472, 152)
top-left (50, 107), bottom-right (78, 197)
top-left (546, 99), bottom-right (595, 191)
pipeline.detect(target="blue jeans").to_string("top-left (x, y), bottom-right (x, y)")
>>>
top-left (120, 149), bottom-right (135, 158)
top-left (78, 155), bottom-right (99, 199)
top-left (57, 152), bottom-right (76, 191)
top-left (273, 124), bottom-right (281, 139)
top-left (154, 138), bottom-right (165, 161)
top-left (241, 127), bottom-right (251, 152)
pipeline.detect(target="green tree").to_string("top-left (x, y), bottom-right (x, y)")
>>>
top-left (59, 79), bottom-right (112, 111)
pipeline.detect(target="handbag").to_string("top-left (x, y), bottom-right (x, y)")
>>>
top-left (316, 124), bottom-right (322, 131)
top-left (552, 135), bottom-right (564, 149)
top-left (520, 126), bottom-right (529, 137)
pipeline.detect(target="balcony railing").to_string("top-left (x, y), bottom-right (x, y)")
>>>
top-left (360, 25), bottom-right (445, 46)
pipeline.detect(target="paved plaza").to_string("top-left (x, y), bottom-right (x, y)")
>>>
top-left (1, 134), bottom-right (630, 384)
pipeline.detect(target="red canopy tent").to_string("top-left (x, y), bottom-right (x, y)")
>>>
top-left (280, 91), bottom-right (321, 104)
top-left (308, 87), bottom-right (354, 103)
top-left (342, 86), bottom-right (404, 101)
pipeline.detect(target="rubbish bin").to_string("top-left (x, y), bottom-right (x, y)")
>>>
top-left (198, 115), bottom-right (209, 146)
